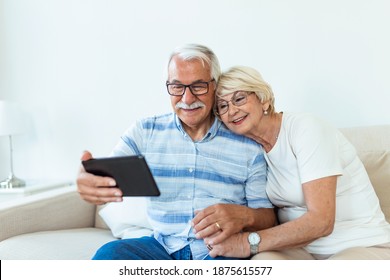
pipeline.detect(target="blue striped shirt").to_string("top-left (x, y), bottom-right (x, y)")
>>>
top-left (111, 113), bottom-right (272, 260)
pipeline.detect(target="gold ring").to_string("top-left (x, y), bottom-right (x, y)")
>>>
top-left (215, 222), bottom-right (221, 230)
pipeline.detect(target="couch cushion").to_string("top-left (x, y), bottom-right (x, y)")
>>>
top-left (358, 150), bottom-right (390, 222)
top-left (0, 228), bottom-right (115, 260)
top-left (339, 125), bottom-right (390, 151)
top-left (0, 189), bottom-right (96, 242)
top-left (95, 204), bottom-right (109, 229)
top-left (340, 125), bottom-right (390, 223)
top-left (98, 197), bottom-right (153, 239)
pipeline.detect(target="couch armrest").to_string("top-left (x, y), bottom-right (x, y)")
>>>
top-left (0, 186), bottom-right (96, 242)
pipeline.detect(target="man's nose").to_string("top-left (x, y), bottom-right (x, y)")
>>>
top-left (182, 87), bottom-right (196, 104)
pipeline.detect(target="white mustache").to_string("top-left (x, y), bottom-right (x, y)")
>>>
top-left (175, 101), bottom-right (206, 110)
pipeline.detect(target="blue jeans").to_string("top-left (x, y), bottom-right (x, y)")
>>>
top-left (92, 236), bottom-right (237, 260)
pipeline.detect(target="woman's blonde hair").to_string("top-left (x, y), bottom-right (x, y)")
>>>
top-left (216, 66), bottom-right (275, 115)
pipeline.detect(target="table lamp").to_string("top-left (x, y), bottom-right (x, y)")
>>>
top-left (0, 100), bottom-right (27, 189)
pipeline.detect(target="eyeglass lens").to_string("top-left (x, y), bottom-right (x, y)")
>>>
top-left (166, 79), bottom-right (214, 96)
top-left (216, 91), bottom-right (250, 115)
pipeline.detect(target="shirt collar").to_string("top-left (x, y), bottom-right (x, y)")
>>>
top-left (174, 113), bottom-right (222, 143)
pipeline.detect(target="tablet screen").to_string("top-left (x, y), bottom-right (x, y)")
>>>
top-left (82, 155), bottom-right (160, 196)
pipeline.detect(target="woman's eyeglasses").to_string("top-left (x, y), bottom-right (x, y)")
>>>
top-left (215, 91), bottom-right (253, 115)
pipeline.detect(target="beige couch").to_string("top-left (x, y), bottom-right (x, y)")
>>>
top-left (0, 125), bottom-right (389, 260)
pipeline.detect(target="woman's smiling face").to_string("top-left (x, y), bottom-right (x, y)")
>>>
top-left (217, 91), bottom-right (266, 136)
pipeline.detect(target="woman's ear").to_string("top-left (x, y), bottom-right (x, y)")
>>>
top-left (262, 102), bottom-right (270, 112)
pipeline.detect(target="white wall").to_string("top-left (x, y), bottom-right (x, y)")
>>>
top-left (1, 0), bottom-right (390, 183)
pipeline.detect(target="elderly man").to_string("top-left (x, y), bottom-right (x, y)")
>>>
top-left (76, 44), bottom-right (275, 260)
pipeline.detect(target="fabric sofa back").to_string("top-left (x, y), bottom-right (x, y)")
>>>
top-left (340, 125), bottom-right (390, 222)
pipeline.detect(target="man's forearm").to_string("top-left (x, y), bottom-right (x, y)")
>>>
top-left (244, 207), bottom-right (277, 231)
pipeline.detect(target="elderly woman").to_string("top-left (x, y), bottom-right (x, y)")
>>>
top-left (192, 66), bottom-right (390, 259)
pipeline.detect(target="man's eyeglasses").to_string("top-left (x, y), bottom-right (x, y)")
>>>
top-left (215, 91), bottom-right (253, 115)
top-left (166, 79), bottom-right (215, 96)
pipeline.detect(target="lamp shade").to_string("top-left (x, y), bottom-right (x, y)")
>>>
top-left (0, 100), bottom-right (27, 136)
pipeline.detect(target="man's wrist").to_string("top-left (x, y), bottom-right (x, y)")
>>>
top-left (244, 207), bottom-right (256, 228)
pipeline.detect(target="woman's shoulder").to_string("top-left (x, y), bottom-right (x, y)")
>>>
top-left (282, 112), bottom-right (338, 142)
top-left (283, 112), bottom-right (334, 130)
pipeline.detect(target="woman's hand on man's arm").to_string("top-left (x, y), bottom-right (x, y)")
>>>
top-left (192, 204), bottom-right (276, 245)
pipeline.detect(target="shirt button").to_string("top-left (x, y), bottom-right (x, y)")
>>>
top-left (188, 168), bottom-right (193, 173)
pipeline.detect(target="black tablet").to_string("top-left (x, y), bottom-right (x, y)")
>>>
top-left (82, 155), bottom-right (160, 196)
